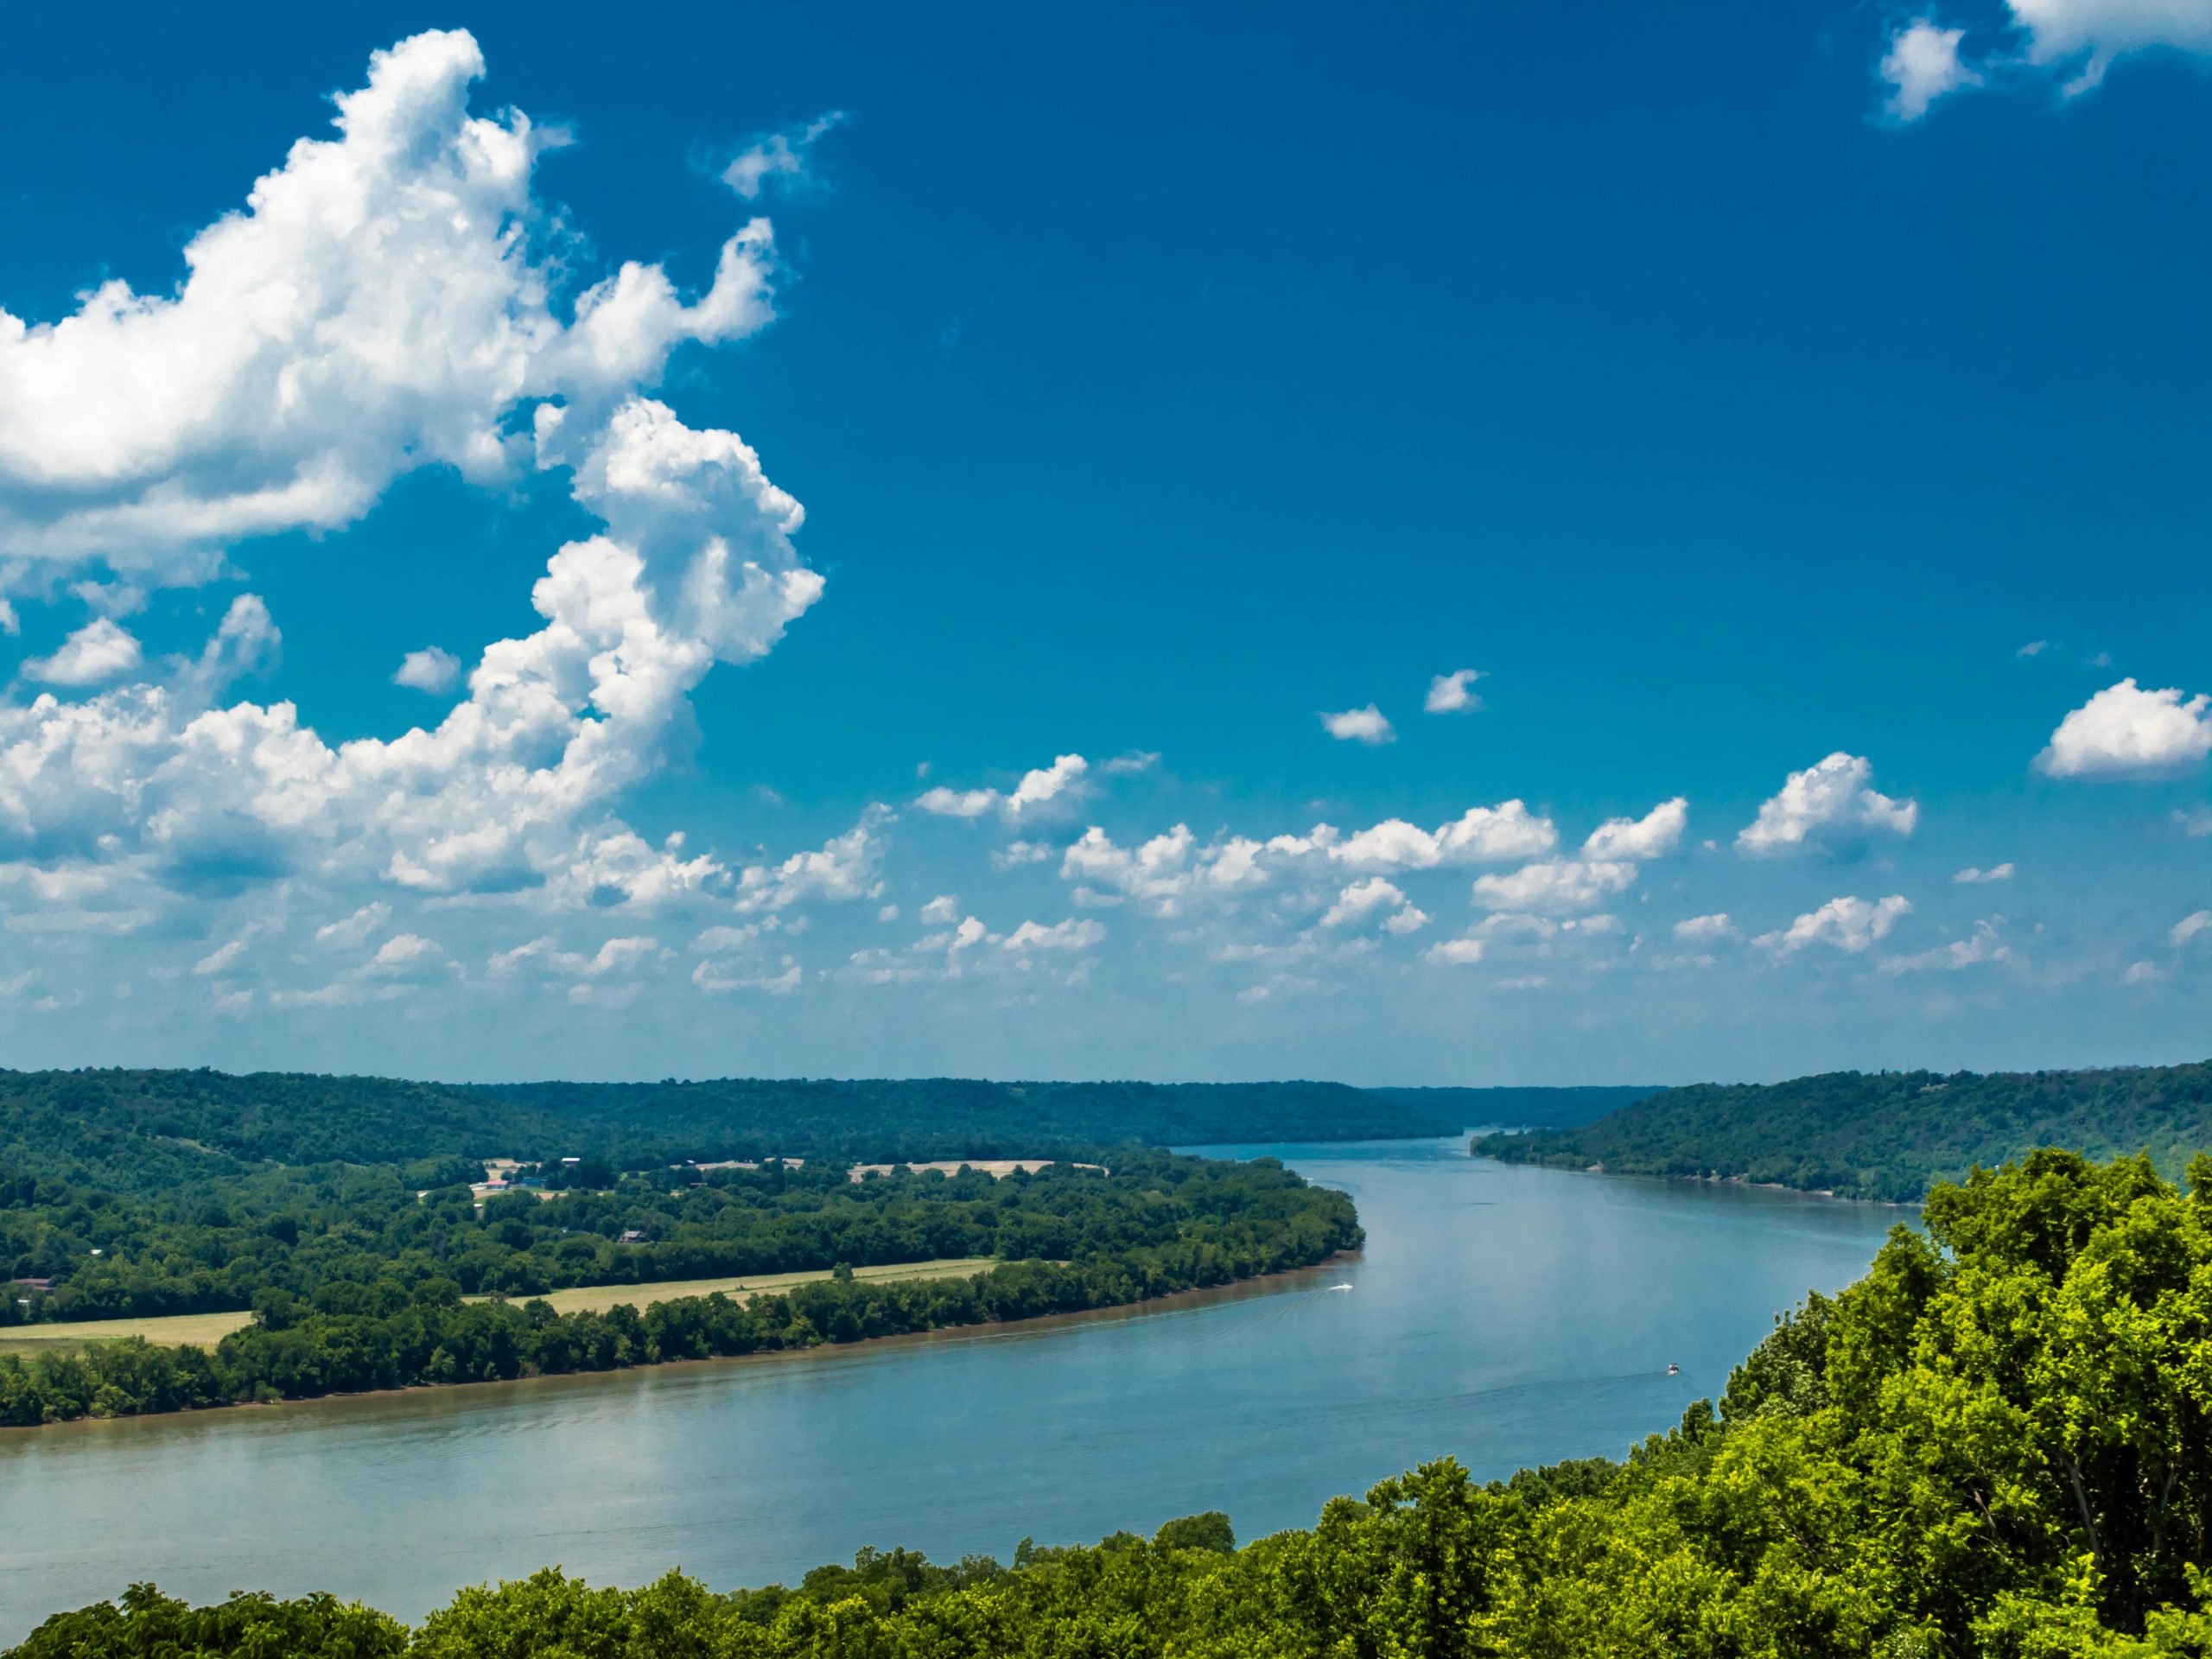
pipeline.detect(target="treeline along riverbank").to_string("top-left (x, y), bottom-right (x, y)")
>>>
top-left (13, 1149), bottom-right (2212, 1656)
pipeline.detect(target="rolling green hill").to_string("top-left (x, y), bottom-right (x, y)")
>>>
top-left (0, 1070), bottom-right (1453, 1195)
top-left (1475, 1060), bottom-right (2212, 1200)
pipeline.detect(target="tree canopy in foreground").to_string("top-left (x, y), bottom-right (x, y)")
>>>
top-left (17, 1148), bottom-right (2212, 1656)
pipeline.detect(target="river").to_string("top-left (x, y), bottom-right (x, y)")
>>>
top-left (0, 1139), bottom-right (1905, 1639)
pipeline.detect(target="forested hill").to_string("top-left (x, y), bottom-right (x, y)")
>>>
top-left (1475, 1059), bottom-right (2212, 1201)
top-left (1368, 1084), bottom-right (1662, 1128)
top-left (0, 1070), bottom-right (1453, 1192)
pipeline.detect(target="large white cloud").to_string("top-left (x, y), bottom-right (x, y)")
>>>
top-left (1737, 753), bottom-right (1917, 855)
top-left (2037, 679), bottom-right (2212, 779)
top-left (0, 30), bottom-right (839, 1006)
top-left (0, 30), bottom-right (777, 582)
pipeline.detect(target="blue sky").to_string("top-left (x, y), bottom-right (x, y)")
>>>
top-left (0, 0), bottom-right (2206, 1085)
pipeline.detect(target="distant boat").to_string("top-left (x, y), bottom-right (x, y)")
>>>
top-left (1325, 1282), bottom-right (1354, 1292)
top-left (1667, 1363), bottom-right (1680, 1375)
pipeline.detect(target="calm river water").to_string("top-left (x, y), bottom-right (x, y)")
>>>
top-left (0, 1140), bottom-right (1906, 1638)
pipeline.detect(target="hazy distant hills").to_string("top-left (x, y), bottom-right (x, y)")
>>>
top-left (1366, 1084), bottom-right (1663, 1129)
top-left (1476, 1061), bottom-right (2212, 1201)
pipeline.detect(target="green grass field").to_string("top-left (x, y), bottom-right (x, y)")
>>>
top-left (0, 1256), bottom-right (999, 1357)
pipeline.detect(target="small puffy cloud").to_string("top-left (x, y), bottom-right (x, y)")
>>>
top-left (721, 111), bottom-right (847, 200)
top-left (1002, 918), bottom-right (1104, 952)
top-left (22, 619), bottom-right (143, 686)
top-left (913, 785), bottom-right (996, 818)
top-left (1879, 919), bottom-right (2009, 974)
top-left (1320, 705), bottom-right (1395, 745)
top-left (1581, 798), bottom-right (1688, 861)
top-left (1332, 802), bottom-right (1557, 872)
top-left (1424, 938), bottom-right (1485, 965)
top-left (1007, 753), bottom-right (1089, 813)
top-left (1101, 751), bottom-right (1160, 775)
top-left (876, 904), bottom-right (899, 922)
top-left (2018, 640), bottom-right (2050, 658)
top-left (1673, 912), bottom-right (1737, 944)
top-left (1738, 753), bottom-right (1917, 855)
top-left (1880, 20), bottom-right (1980, 121)
top-left (2038, 679), bottom-right (2212, 779)
top-left (368, 932), bottom-right (443, 972)
top-left (2177, 809), bottom-right (2212, 838)
top-left (1320, 877), bottom-right (1408, 929)
top-left (1472, 859), bottom-right (1637, 915)
top-left (1425, 670), bottom-right (1484, 715)
top-left (1383, 906), bottom-right (1430, 935)
top-left (393, 647), bottom-right (461, 694)
top-left (2124, 960), bottom-right (2164, 985)
top-left (734, 807), bottom-right (890, 912)
top-left (991, 840), bottom-right (1052, 869)
top-left (315, 903), bottom-right (391, 947)
top-left (920, 893), bottom-right (959, 924)
top-left (917, 754), bottom-right (1089, 821)
top-left (1955, 862), bottom-right (2015, 883)
top-left (1755, 895), bottom-right (1911, 956)
top-left (2172, 910), bottom-right (2212, 949)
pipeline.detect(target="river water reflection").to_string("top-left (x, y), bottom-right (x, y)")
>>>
top-left (1, 1139), bottom-right (1906, 1638)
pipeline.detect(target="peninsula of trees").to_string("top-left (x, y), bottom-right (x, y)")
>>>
top-left (0, 1149), bottom-right (1357, 1425)
top-left (1475, 1058), bottom-right (2212, 1201)
top-left (16, 1150), bottom-right (2212, 1656)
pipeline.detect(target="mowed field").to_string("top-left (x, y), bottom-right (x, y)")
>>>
top-left (0, 1256), bottom-right (999, 1357)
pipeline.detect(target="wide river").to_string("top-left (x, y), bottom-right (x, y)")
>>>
top-left (0, 1139), bottom-right (1905, 1639)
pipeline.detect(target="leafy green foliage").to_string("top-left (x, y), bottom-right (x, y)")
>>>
top-left (1476, 1060), bottom-right (2212, 1200)
top-left (22, 1150), bottom-right (2212, 1655)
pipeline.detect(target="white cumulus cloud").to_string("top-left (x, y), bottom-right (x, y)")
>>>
top-left (1581, 798), bottom-right (1688, 861)
top-left (1319, 877), bottom-right (1407, 929)
top-left (393, 647), bottom-right (461, 694)
top-left (1320, 705), bottom-right (1395, 745)
top-left (2172, 910), bottom-right (2212, 949)
top-left (2037, 679), bottom-right (2212, 779)
top-left (1472, 859), bottom-right (1637, 914)
top-left (22, 619), bottom-right (143, 686)
top-left (1881, 20), bottom-right (1982, 120)
top-left (1756, 894), bottom-right (1912, 956)
top-left (1737, 753), bottom-right (1917, 855)
top-left (1425, 670), bottom-right (1484, 715)
top-left (1002, 918), bottom-right (1104, 952)
top-left (916, 753), bottom-right (1090, 821)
